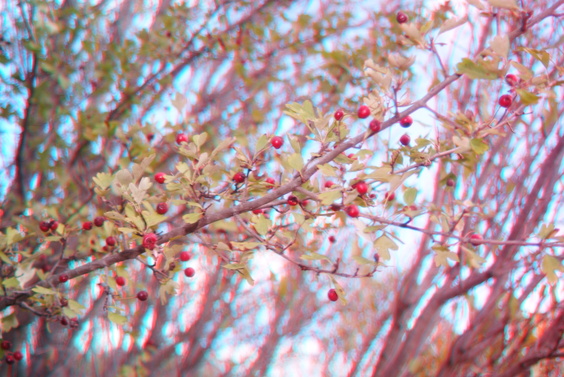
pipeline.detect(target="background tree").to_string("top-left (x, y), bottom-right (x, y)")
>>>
top-left (1, 0), bottom-right (563, 376)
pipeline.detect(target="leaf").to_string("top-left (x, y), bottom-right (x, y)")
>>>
top-left (183, 212), bottom-right (202, 224)
top-left (6, 227), bottom-right (23, 246)
top-left (253, 215), bottom-right (272, 236)
top-left (328, 275), bottom-right (347, 305)
top-left (374, 235), bottom-right (398, 261)
top-left (32, 286), bottom-right (57, 295)
top-left (192, 132), bottom-right (208, 148)
top-left (230, 242), bottom-right (262, 250)
top-left (318, 190), bottom-right (342, 206)
top-left (108, 312), bottom-right (128, 325)
top-left (222, 263), bottom-right (246, 270)
top-left (300, 253), bottom-right (332, 262)
top-left (2, 277), bottom-right (20, 289)
top-left (158, 279), bottom-right (179, 305)
top-left (141, 211), bottom-right (167, 228)
top-left (68, 299), bottom-right (86, 314)
top-left (318, 163), bottom-right (337, 177)
top-left (352, 255), bottom-right (378, 266)
top-left (211, 137), bottom-right (235, 158)
top-left (434, 251), bottom-right (459, 267)
top-left (115, 169), bottom-right (133, 187)
top-left (541, 255), bottom-right (564, 284)
top-left (517, 47), bottom-right (550, 68)
top-left (1, 313), bottom-right (19, 333)
top-left (255, 134), bottom-right (269, 152)
top-left (510, 61), bottom-right (533, 80)
top-left (93, 172), bottom-right (113, 190)
top-left (538, 223), bottom-right (556, 239)
top-left (470, 138), bottom-right (489, 154)
top-left (467, 0), bottom-right (485, 10)
top-left (462, 246), bottom-right (486, 268)
top-left (366, 166), bottom-right (392, 182)
top-left (456, 58), bottom-right (498, 79)
top-left (490, 35), bottom-right (509, 59)
top-left (439, 16), bottom-right (468, 35)
top-left (400, 23), bottom-right (425, 47)
top-left (516, 89), bottom-right (540, 105)
top-left (487, 0), bottom-right (519, 9)
top-left (404, 188), bottom-right (418, 205)
top-left (287, 153), bottom-right (304, 171)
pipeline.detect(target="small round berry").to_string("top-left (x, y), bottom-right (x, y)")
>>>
top-left (505, 74), bottom-right (519, 86)
top-left (369, 119), bottom-right (381, 132)
top-left (265, 177), bottom-right (276, 188)
top-left (385, 192), bottom-right (396, 201)
top-left (154, 172), bottom-right (166, 184)
top-left (60, 298), bottom-right (68, 307)
top-left (328, 288), bottom-right (338, 302)
top-left (13, 351), bottom-right (23, 361)
top-left (400, 116), bottom-right (413, 128)
top-left (142, 233), bottom-right (158, 250)
top-left (1, 340), bottom-right (11, 350)
top-left (69, 318), bottom-right (79, 329)
top-left (156, 202), bottom-right (168, 215)
top-left (328, 236), bottom-right (336, 243)
top-left (176, 133), bottom-right (189, 144)
top-left (469, 234), bottom-right (483, 246)
top-left (137, 291), bottom-right (149, 301)
top-left (446, 178), bottom-right (455, 187)
top-left (334, 109), bottom-right (344, 121)
top-left (60, 317), bottom-right (69, 326)
top-left (179, 251), bottom-right (191, 262)
top-left (5, 355), bottom-right (15, 365)
top-left (115, 276), bottom-right (126, 287)
top-left (324, 181), bottom-right (335, 188)
top-left (357, 105), bottom-right (371, 119)
top-left (93, 216), bottom-right (105, 227)
top-left (396, 11), bottom-right (408, 24)
top-left (287, 196), bottom-right (299, 206)
top-left (355, 181), bottom-right (368, 195)
top-left (252, 208), bottom-right (263, 214)
top-left (82, 221), bottom-right (93, 231)
top-left (233, 172), bottom-right (246, 184)
top-left (50, 221), bottom-right (59, 231)
top-left (400, 134), bottom-right (411, 146)
top-left (106, 236), bottom-right (116, 247)
top-left (270, 136), bottom-right (284, 149)
top-left (373, 253), bottom-right (380, 264)
top-left (345, 205), bottom-right (360, 218)
top-left (184, 267), bottom-right (196, 277)
top-left (39, 221), bottom-right (51, 233)
top-left (499, 94), bottom-right (512, 108)
top-left (58, 274), bottom-right (69, 283)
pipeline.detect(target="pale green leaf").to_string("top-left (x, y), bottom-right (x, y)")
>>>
top-left (374, 235), bottom-right (398, 260)
top-left (352, 255), bottom-right (378, 266)
top-left (490, 35), bottom-right (509, 59)
top-left (192, 132), bottom-right (208, 148)
top-left (516, 89), bottom-right (540, 105)
top-left (183, 212), bottom-right (202, 224)
top-left (300, 253), bottom-right (332, 262)
top-left (318, 190), bottom-right (342, 205)
top-left (467, 0), bottom-right (485, 10)
top-left (93, 172), bottom-right (113, 190)
top-left (404, 188), bottom-right (417, 205)
top-left (1, 313), bottom-right (19, 332)
top-left (318, 163), bottom-right (337, 177)
top-left (456, 58), bottom-right (498, 79)
top-left (108, 312), bottom-right (128, 325)
top-left (253, 215), bottom-right (272, 236)
top-left (439, 16), bottom-right (468, 35)
top-left (541, 255), bottom-right (564, 284)
top-left (470, 138), bottom-right (489, 154)
top-left (487, 0), bottom-right (519, 9)
top-left (517, 47), bottom-right (550, 68)
top-left (288, 153), bottom-right (304, 171)
top-left (32, 286), bottom-right (57, 295)
top-left (230, 242), bottom-right (262, 250)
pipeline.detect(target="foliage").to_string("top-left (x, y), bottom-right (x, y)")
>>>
top-left (0, 0), bottom-right (564, 376)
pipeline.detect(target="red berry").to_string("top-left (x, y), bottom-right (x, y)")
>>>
top-left (94, 216), bottom-right (105, 227)
top-left (499, 94), bottom-right (512, 108)
top-left (50, 221), bottom-right (59, 231)
top-left (345, 205), bottom-right (360, 218)
top-left (59, 274), bottom-right (69, 283)
top-left (385, 192), bottom-right (396, 201)
top-left (287, 195), bottom-right (299, 206)
top-left (270, 136), bottom-right (284, 149)
top-left (60, 317), bottom-right (69, 326)
top-left (1, 341), bottom-right (11, 350)
top-left (505, 74), bottom-right (519, 86)
top-left (355, 181), bottom-right (368, 195)
top-left (369, 119), bottom-right (381, 132)
top-left (156, 202), bottom-right (168, 215)
top-left (5, 355), bottom-right (15, 365)
top-left (400, 134), bottom-right (411, 146)
top-left (13, 351), bottom-right (23, 361)
top-left (446, 178), bottom-right (455, 187)
top-left (265, 177), bottom-right (276, 188)
top-left (137, 291), bottom-right (149, 301)
top-left (106, 236), bottom-right (116, 247)
top-left (400, 116), bottom-right (413, 128)
top-left (69, 318), bottom-right (79, 328)
top-left (142, 233), bottom-right (158, 250)
top-left (357, 105), bottom-right (371, 119)
top-left (469, 234), bottom-right (483, 246)
top-left (252, 208), bottom-right (263, 214)
top-left (324, 181), bottom-right (335, 188)
top-left (154, 172), bottom-right (166, 184)
top-left (334, 109), bottom-right (344, 121)
top-left (115, 276), bottom-right (126, 286)
top-left (396, 11), bottom-right (408, 24)
top-left (179, 251), bottom-right (191, 262)
top-left (176, 133), bottom-right (189, 144)
top-left (328, 288), bottom-right (338, 302)
top-left (39, 221), bottom-right (50, 232)
top-left (233, 172), bottom-right (245, 184)
top-left (82, 221), bottom-right (93, 231)
top-left (328, 236), bottom-right (336, 243)
top-left (184, 267), bottom-right (195, 277)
